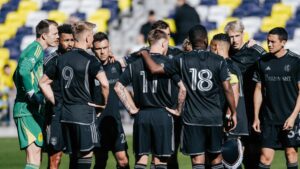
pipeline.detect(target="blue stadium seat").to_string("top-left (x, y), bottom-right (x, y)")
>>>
top-left (41, 1), bottom-right (59, 11)
top-left (16, 26), bottom-right (32, 37)
top-left (71, 12), bottom-right (86, 21)
top-left (102, 1), bottom-right (118, 22)
top-left (253, 31), bottom-right (268, 41)
top-left (202, 21), bottom-right (217, 31)
top-left (8, 47), bottom-right (21, 60)
top-left (200, 0), bottom-right (217, 6)
top-left (286, 27), bottom-right (295, 39)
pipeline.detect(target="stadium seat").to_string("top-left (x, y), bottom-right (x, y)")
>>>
top-left (253, 31), bottom-right (268, 41)
top-left (271, 3), bottom-right (293, 18)
top-left (218, 0), bottom-right (241, 9)
top-left (201, 0), bottom-right (217, 6)
top-left (219, 17), bottom-right (238, 31)
top-left (48, 10), bottom-right (68, 24)
top-left (79, 0), bottom-right (102, 16)
top-left (163, 18), bottom-right (177, 33)
top-left (260, 17), bottom-right (286, 32)
top-left (260, 40), bottom-right (268, 51)
top-left (58, 0), bottom-right (80, 15)
top-left (20, 35), bottom-right (35, 50)
top-left (187, 0), bottom-right (200, 6)
top-left (208, 29), bottom-right (224, 43)
top-left (242, 17), bottom-right (262, 37)
top-left (0, 24), bottom-right (16, 39)
top-left (41, 0), bottom-right (58, 11)
top-left (294, 28), bottom-right (300, 39)
top-left (0, 48), bottom-right (9, 60)
top-left (25, 11), bottom-right (48, 28)
top-left (0, 0), bottom-right (9, 8)
top-left (88, 18), bottom-right (108, 33)
top-left (18, 1), bottom-right (39, 13)
top-left (88, 9), bottom-right (111, 22)
top-left (5, 11), bottom-right (25, 25)
top-left (118, 0), bottom-right (131, 12)
top-left (207, 6), bottom-right (233, 27)
top-left (195, 5), bottom-right (209, 22)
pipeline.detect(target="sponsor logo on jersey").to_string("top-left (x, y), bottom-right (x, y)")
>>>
top-left (284, 65), bottom-right (291, 72)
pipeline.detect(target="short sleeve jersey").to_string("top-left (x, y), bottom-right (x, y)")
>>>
top-left (119, 54), bottom-right (180, 109)
top-left (92, 61), bottom-right (122, 119)
top-left (253, 50), bottom-right (300, 125)
top-left (54, 48), bottom-right (104, 124)
top-left (164, 50), bottom-right (230, 126)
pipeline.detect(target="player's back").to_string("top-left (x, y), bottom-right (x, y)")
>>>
top-left (170, 50), bottom-right (230, 125)
top-left (57, 48), bottom-right (99, 124)
top-left (129, 54), bottom-right (179, 109)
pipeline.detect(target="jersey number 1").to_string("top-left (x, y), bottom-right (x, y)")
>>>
top-left (140, 71), bottom-right (157, 93)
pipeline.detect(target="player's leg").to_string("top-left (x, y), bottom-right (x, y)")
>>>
top-left (94, 115), bottom-right (109, 169)
top-left (207, 126), bottom-right (224, 169)
top-left (285, 147), bottom-right (298, 169)
top-left (259, 148), bottom-right (275, 169)
top-left (113, 119), bottom-right (129, 169)
top-left (167, 116), bottom-right (181, 169)
top-left (48, 150), bottom-right (63, 169)
top-left (25, 143), bottom-right (42, 169)
top-left (94, 148), bottom-right (109, 169)
top-left (135, 155), bottom-right (148, 169)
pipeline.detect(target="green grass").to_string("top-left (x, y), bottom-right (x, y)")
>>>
top-left (0, 137), bottom-right (298, 169)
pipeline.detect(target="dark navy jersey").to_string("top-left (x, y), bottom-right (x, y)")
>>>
top-left (164, 50), bottom-right (230, 126)
top-left (53, 48), bottom-right (104, 124)
top-left (92, 61), bottom-right (122, 119)
top-left (253, 50), bottom-right (300, 125)
top-left (123, 46), bottom-right (183, 66)
top-left (230, 43), bottom-right (266, 124)
top-left (44, 51), bottom-right (62, 105)
top-left (119, 54), bottom-right (180, 109)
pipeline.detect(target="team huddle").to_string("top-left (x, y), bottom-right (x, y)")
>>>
top-left (12, 19), bottom-right (300, 169)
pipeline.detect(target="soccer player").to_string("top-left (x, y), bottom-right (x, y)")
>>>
top-left (140, 25), bottom-right (237, 168)
top-left (13, 19), bottom-right (58, 169)
top-left (40, 24), bottom-right (74, 169)
top-left (92, 32), bottom-right (129, 169)
top-left (210, 33), bottom-right (248, 168)
top-left (252, 27), bottom-right (300, 169)
top-left (114, 29), bottom-right (186, 169)
top-left (224, 20), bottom-right (266, 169)
top-left (40, 21), bottom-right (109, 169)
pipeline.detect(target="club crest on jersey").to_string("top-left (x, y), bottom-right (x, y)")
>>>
top-left (284, 65), bottom-right (291, 72)
top-left (265, 66), bottom-right (271, 71)
top-left (111, 67), bottom-right (117, 74)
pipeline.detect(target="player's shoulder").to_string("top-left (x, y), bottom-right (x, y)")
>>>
top-left (286, 50), bottom-right (300, 59)
top-left (44, 51), bottom-right (59, 65)
top-left (248, 44), bottom-right (267, 55)
top-left (25, 41), bottom-right (43, 57)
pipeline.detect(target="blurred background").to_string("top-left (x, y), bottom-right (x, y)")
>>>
top-left (0, 0), bottom-right (300, 136)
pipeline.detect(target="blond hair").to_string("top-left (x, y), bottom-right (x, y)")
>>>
top-left (224, 20), bottom-right (244, 33)
top-left (72, 21), bottom-right (96, 40)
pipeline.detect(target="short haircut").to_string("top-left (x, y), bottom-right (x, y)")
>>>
top-left (212, 33), bottom-right (231, 44)
top-left (224, 20), bottom-right (244, 33)
top-left (149, 10), bottom-right (155, 16)
top-left (152, 20), bottom-right (169, 30)
top-left (72, 21), bottom-right (96, 40)
top-left (268, 27), bottom-right (288, 41)
top-left (58, 24), bottom-right (73, 36)
top-left (147, 29), bottom-right (168, 45)
top-left (188, 25), bottom-right (208, 49)
top-left (93, 32), bottom-right (109, 43)
top-left (36, 19), bottom-right (58, 38)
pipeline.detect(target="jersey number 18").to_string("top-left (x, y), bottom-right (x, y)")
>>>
top-left (189, 68), bottom-right (213, 91)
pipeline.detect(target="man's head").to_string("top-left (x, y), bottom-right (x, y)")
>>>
top-left (188, 24), bottom-right (208, 50)
top-left (152, 20), bottom-right (171, 40)
top-left (93, 32), bottom-right (110, 62)
top-left (147, 29), bottom-right (169, 55)
top-left (210, 33), bottom-right (231, 58)
top-left (267, 27), bottom-right (288, 54)
top-left (36, 19), bottom-right (59, 47)
top-left (72, 21), bottom-right (96, 49)
top-left (148, 10), bottom-right (156, 23)
top-left (224, 20), bottom-right (245, 50)
top-left (57, 24), bottom-right (74, 53)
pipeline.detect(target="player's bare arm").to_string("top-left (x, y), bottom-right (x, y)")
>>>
top-left (39, 74), bottom-right (55, 104)
top-left (97, 71), bottom-right (109, 106)
top-left (114, 82), bottom-right (139, 115)
top-left (253, 82), bottom-right (262, 133)
top-left (226, 82), bottom-right (240, 117)
top-left (283, 83), bottom-right (300, 130)
top-left (165, 80), bottom-right (186, 116)
top-left (222, 80), bottom-right (237, 130)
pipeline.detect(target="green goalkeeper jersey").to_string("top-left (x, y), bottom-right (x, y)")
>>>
top-left (13, 41), bottom-right (44, 117)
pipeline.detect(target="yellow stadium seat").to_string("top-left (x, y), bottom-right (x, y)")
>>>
top-left (18, 1), bottom-right (39, 13)
top-left (0, 48), bottom-right (9, 60)
top-left (88, 18), bottom-right (108, 32)
top-left (118, 0), bottom-right (131, 12)
top-left (243, 32), bottom-right (250, 42)
top-left (89, 9), bottom-right (111, 22)
top-left (208, 29), bottom-right (224, 44)
top-left (5, 11), bottom-right (26, 26)
top-left (0, 24), bottom-right (17, 39)
top-left (271, 3), bottom-right (292, 19)
top-left (0, 33), bottom-right (10, 46)
top-left (8, 59), bottom-right (17, 74)
top-left (260, 17), bottom-right (286, 32)
top-left (218, 0), bottom-right (241, 9)
top-left (163, 18), bottom-right (177, 33)
top-left (169, 37), bottom-right (175, 47)
top-left (48, 10), bottom-right (68, 24)
top-left (0, 0), bottom-right (9, 7)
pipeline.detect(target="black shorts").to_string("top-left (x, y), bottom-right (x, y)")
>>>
top-left (133, 108), bottom-right (174, 157)
top-left (62, 122), bottom-right (100, 154)
top-left (261, 124), bottom-right (299, 149)
top-left (181, 124), bottom-right (223, 155)
top-left (96, 115), bottom-right (128, 152)
top-left (228, 103), bottom-right (249, 136)
top-left (45, 103), bottom-right (65, 152)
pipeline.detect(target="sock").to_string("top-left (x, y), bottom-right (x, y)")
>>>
top-left (77, 157), bottom-right (92, 169)
top-left (135, 163), bottom-right (147, 169)
top-left (150, 162), bottom-right (155, 169)
top-left (258, 162), bottom-right (271, 169)
top-left (117, 164), bottom-right (130, 169)
top-left (69, 155), bottom-right (77, 169)
top-left (155, 164), bottom-right (167, 169)
top-left (25, 163), bottom-right (39, 169)
top-left (211, 163), bottom-right (224, 169)
top-left (287, 162), bottom-right (298, 169)
top-left (192, 164), bottom-right (205, 169)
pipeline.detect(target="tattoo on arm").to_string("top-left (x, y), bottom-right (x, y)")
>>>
top-left (115, 82), bottom-right (138, 114)
top-left (177, 81), bottom-right (186, 115)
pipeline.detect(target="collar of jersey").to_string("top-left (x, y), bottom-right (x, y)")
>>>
top-left (71, 47), bottom-right (85, 52)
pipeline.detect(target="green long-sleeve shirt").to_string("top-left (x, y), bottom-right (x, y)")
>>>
top-left (13, 41), bottom-right (44, 117)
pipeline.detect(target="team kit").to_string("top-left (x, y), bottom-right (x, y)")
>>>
top-left (12, 19), bottom-right (300, 169)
